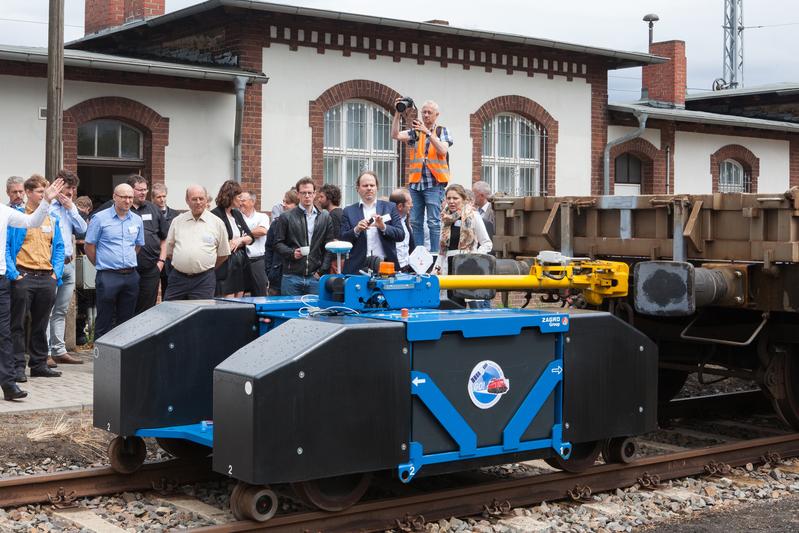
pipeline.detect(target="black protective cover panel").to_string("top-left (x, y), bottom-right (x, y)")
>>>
top-left (212, 316), bottom-right (409, 485)
top-left (563, 310), bottom-right (659, 442)
top-left (411, 330), bottom-right (556, 455)
top-left (93, 300), bottom-right (257, 435)
top-left (449, 254), bottom-right (497, 300)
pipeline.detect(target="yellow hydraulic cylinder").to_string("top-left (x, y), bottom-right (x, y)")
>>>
top-left (437, 259), bottom-right (629, 306)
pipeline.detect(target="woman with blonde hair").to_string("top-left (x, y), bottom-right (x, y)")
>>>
top-left (433, 183), bottom-right (492, 275)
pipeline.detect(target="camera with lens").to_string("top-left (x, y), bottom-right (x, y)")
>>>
top-left (395, 97), bottom-right (415, 113)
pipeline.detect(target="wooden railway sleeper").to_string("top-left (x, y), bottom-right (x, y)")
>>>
top-left (395, 513), bottom-right (426, 532)
top-left (48, 487), bottom-right (78, 509)
top-left (567, 484), bottom-right (592, 502)
top-left (482, 498), bottom-right (512, 518)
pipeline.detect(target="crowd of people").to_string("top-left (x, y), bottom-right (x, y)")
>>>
top-left (1, 98), bottom-right (499, 402)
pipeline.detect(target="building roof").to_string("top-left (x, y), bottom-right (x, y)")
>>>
top-left (68, 0), bottom-right (667, 70)
top-left (686, 82), bottom-right (799, 102)
top-left (0, 44), bottom-right (269, 83)
top-left (608, 102), bottom-right (799, 133)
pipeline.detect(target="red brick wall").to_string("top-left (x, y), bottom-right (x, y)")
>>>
top-left (642, 41), bottom-right (686, 106)
top-left (791, 136), bottom-right (799, 187)
top-left (609, 137), bottom-right (663, 194)
top-left (469, 96), bottom-right (559, 196)
top-left (63, 97), bottom-right (170, 188)
top-left (588, 63), bottom-right (608, 195)
top-left (709, 144), bottom-right (760, 193)
top-left (124, 0), bottom-right (165, 23)
top-left (309, 80), bottom-right (404, 187)
top-left (85, 0), bottom-right (165, 34)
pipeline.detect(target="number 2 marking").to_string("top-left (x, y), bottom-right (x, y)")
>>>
top-left (228, 465), bottom-right (233, 476)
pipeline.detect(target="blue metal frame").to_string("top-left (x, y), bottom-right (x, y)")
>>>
top-left (135, 421), bottom-right (214, 448)
top-left (397, 328), bottom-right (570, 483)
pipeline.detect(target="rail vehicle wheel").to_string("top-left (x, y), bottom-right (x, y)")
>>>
top-left (290, 472), bottom-right (372, 512)
top-left (155, 437), bottom-right (210, 459)
top-left (229, 481), bottom-right (278, 522)
top-left (658, 369), bottom-right (689, 404)
top-left (544, 440), bottom-right (602, 473)
top-left (108, 436), bottom-right (147, 474)
top-left (768, 351), bottom-right (799, 431)
top-left (603, 436), bottom-right (637, 464)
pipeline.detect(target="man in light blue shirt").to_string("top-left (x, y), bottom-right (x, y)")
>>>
top-left (47, 170), bottom-right (88, 364)
top-left (85, 183), bottom-right (144, 339)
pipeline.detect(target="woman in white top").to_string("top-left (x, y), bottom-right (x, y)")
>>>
top-left (433, 183), bottom-right (492, 275)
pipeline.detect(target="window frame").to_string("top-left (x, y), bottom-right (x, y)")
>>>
top-left (77, 119), bottom-right (144, 162)
top-left (614, 153), bottom-right (643, 185)
top-left (322, 99), bottom-right (399, 204)
top-left (480, 113), bottom-right (546, 196)
top-left (719, 158), bottom-right (750, 193)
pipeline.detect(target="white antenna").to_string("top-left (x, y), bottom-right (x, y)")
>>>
top-left (716, 0), bottom-right (744, 90)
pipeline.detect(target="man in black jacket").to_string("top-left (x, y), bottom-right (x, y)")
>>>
top-left (274, 177), bottom-right (334, 295)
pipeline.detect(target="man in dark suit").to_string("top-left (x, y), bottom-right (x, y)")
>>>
top-left (340, 171), bottom-right (404, 274)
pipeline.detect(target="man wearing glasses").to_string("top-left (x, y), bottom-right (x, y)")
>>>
top-left (126, 175), bottom-right (169, 313)
top-left (273, 177), bottom-right (334, 295)
top-left (84, 184), bottom-right (145, 339)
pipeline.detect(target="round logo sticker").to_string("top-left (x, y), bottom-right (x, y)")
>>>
top-left (467, 360), bottom-right (510, 409)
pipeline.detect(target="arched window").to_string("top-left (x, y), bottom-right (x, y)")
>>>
top-left (719, 159), bottom-right (750, 192)
top-left (77, 119), bottom-right (143, 161)
top-left (323, 100), bottom-right (398, 204)
top-left (481, 113), bottom-right (546, 196)
top-left (614, 153), bottom-right (643, 194)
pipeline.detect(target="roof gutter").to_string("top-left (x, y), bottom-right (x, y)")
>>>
top-left (0, 48), bottom-right (269, 84)
top-left (604, 110), bottom-right (648, 195)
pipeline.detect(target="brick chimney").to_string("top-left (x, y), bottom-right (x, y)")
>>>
top-left (84, 0), bottom-right (165, 35)
top-left (642, 40), bottom-right (687, 107)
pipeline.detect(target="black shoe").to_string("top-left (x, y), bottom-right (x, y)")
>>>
top-left (14, 371), bottom-right (27, 383)
top-left (30, 367), bottom-right (62, 378)
top-left (2, 383), bottom-right (28, 401)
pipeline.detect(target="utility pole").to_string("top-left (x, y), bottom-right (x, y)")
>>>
top-left (45, 0), bottom-right (65, 180)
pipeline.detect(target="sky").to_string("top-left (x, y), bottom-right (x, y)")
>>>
top-left (1, 0), bottom-right (797, 102)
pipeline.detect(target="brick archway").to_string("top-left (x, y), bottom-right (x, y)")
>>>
top-left (309, 80), bottom-right (402, 186)
top-left (470, 95), bottom-right (559, 195)
top-left (710, 144), bottom-right (759, 193)
top-left (63, 97), bottom-right (170, 187)
top-left (609, 137), bottom-right (662, 194)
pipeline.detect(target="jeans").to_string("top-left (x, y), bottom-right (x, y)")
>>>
top-left (48, 261), bottom-right (75, 356)
top-left (409, 184), bottom-right (445, 253)
top-left (281, 274), bottom-right (319, 296)
top-left (12, 273), bottom-right (57, 372)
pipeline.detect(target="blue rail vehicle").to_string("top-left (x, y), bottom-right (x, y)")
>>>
top-left (94, 255), bottom-right (656, 521)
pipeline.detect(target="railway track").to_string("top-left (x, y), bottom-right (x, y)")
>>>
top-left (1, 430), bottom-right (798, 532)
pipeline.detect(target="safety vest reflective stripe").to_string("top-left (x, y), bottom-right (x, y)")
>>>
top-left (408, 131), bottom-right (449, 184)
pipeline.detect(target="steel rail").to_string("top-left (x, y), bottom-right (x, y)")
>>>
top-left (0, 458), bottom-right (217, 508)
top-left (191, 433), bottom-right (799, 533)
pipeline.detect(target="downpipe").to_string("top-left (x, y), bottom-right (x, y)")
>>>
top-left (233, 76), bottom-right (247, 183)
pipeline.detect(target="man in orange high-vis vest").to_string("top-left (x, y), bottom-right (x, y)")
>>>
top-left (391, 98), bottom-right (453, 253)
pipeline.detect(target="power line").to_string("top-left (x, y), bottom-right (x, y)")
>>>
top-left (0, 17), bottom-right (82, 29)
top-left (745, 21), bottom-right (799, 29)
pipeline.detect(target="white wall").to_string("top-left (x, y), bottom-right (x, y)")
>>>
top-left (260, 44), bottom-right (594, 205)
top-left (0, 75), bottom-right (236, 206)
top-left (607, 126), bottom-right (661, 149)
top-left (674, 131), bottom-right (790, 194)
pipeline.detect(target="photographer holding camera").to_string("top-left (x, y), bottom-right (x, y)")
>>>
top-left (391, 98), bottom-right (452, 253)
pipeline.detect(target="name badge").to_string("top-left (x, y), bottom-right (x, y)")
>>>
top-left (202, 234), bottom-right (215, 245)
top-left (41, 226), bottom-right (52, 233)
top-left (142, 214), bottom-right (153, 221)
top-left (128, 225), bottom-right (139, 234)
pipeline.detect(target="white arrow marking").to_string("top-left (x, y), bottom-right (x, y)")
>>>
top-left (412, 377), bottom-right (427, 387)
top-left (551, 366), bottom-right (563, 375)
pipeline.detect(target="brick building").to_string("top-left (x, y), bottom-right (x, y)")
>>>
top-left (0, 0), bottom-right (797, 209)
